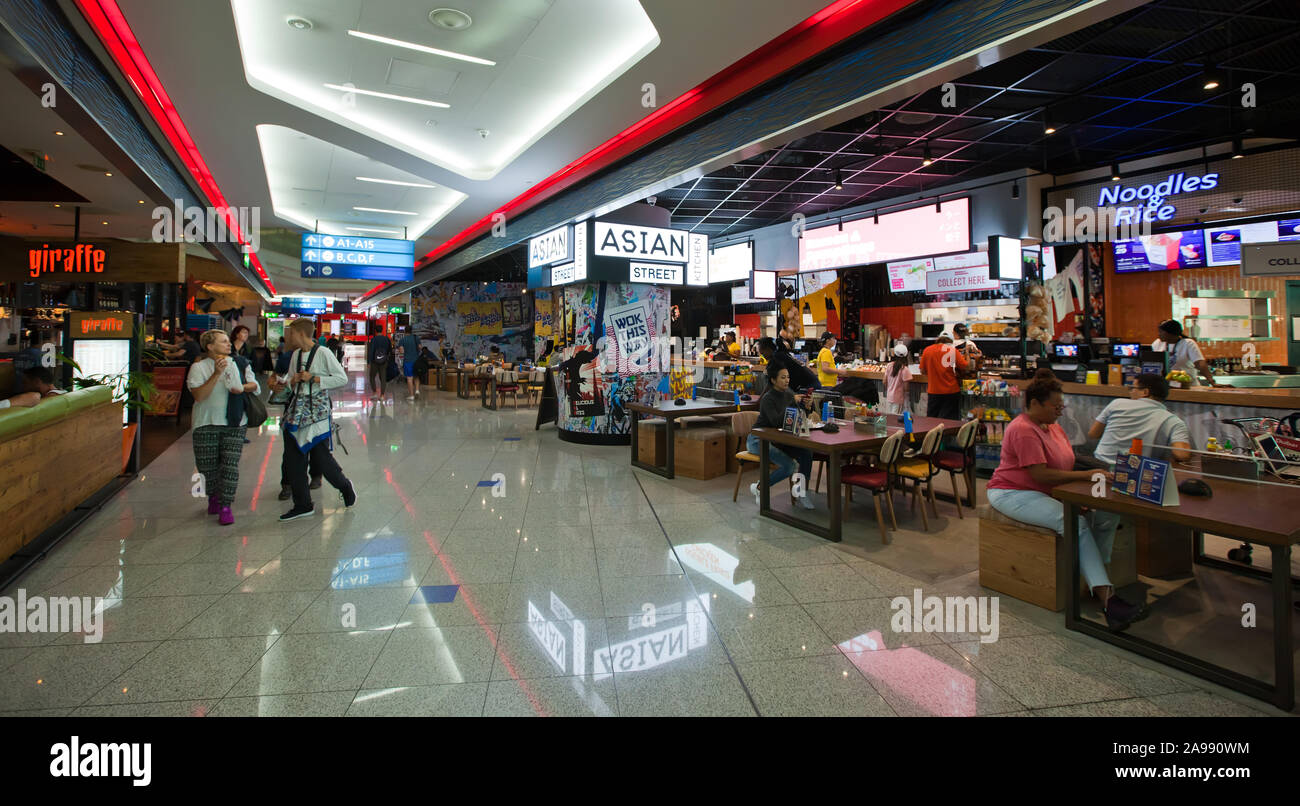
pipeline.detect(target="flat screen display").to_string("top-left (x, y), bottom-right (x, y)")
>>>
top-left (1113, 230), bottom-right (1207, 272)
top-left (1278, 219), bottom-right (1300, 242)
top-left (749, 270), bottom-right (776, 300)
top-left (991, 236), bottom-right (1022, 281)
top-left (708, 242), bottom-right (754, 284)
top-left (1203, 221), bottom-right (1281, 266)
top-left (799, 197), bottom-right (970, 271)
top-left (1041, 246), bottom-right (1057, 280)
top-left (1113, 343), bottom-right (1140, 357)
top-left (886, 258), bottom-right (931, 292)
top-left (1054, 344), bottom-right (1078, 357)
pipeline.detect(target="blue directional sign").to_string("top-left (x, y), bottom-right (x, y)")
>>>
top-left (300, 233), bottom-right (415, 281)
top-left (301, 233), bottom-right (414, 255)
top-left (281, 297), bottom-right (328, 314)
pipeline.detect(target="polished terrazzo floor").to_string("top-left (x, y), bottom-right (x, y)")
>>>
top-left (0, 372), bottom-right (1293, 717)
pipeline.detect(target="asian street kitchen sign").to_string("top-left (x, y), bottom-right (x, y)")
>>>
top-left (528, 221), bottom-right (708, 288)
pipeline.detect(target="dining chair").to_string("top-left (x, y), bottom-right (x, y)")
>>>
top-left (840, 431), bottom-right (903, 543)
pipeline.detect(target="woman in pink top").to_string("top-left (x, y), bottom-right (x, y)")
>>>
top-left (883, 343), bottom-right (912, 415)
top-left (987, 370), bottom-right (1145, 631)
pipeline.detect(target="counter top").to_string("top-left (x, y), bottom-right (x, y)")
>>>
top-left (1005, 378), bottom-right (1300, 410)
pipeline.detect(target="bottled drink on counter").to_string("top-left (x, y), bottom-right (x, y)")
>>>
top-left (1206, 437), bottom-right (1219, 452)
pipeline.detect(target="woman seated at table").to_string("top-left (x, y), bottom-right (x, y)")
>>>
top-left (747, 365), bottom-right (816, 511)
top-left (986, 369), bottom-right (1145, 630)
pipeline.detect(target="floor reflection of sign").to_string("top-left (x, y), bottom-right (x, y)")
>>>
top-left (528, 601), bottom-right (567, 673)
top-left (594, 623), bottom-right (687, 676)
top-left (839, 630), bottom-right (975, 717)
top-left (675, 544), bottom-right (755, 602)
top-left (331, 547), bottom-right (408, 590)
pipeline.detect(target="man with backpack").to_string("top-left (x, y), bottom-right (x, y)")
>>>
top-left (271, 318), bottom-right (356, 521)
top-left (367, 331), bottom-right (393, 403)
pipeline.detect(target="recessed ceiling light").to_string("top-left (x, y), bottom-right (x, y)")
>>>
top-left (286, 17), bottom-right (313, 31)
top-left (1044, 126), bottom-right (1056, 135)
top-left (53, 203), bottom-right (61, 208)
top-left (347, 29), bottom-right (494, 66)
top-left (347, 226), bottom-right (403, 234)
top-left (138, 199), bottom-right (145, 204)
top-left (356, 176), bottom-right (437, 188)
top-left (101, 220), bottom-right (108, 225)
top-left (54, 130), bottom-right (64, 136)
top-left (353, 206), bottom-right (418, 216)
top-left (428, 8), bottom-right (473, 31)
top-left (104, 172), bottom-right (113, 177)
top-left (323, 83), bottom-right (450, 108)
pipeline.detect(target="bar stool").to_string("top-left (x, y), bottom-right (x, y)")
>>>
top-left (890, 424), bottom-right (946, 531)
top-left (933, 419), bottom-right (980, 518)
top-left (840, 431), bottom-right (903, 543)
top-left (730, 411), bottom-right (797, 502)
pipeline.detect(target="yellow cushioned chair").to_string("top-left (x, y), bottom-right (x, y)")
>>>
top-left (889, 423), bottom-right (946, 531)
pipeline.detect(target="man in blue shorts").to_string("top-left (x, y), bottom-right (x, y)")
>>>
top-left (397, 327), bottom-right (422, 401)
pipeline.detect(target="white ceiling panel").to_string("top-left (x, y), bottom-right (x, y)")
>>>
top-left (230, 0), bottom-right (659, 180)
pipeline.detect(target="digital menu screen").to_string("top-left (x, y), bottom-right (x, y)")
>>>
top-left (886, 258), bottom-right (931, 292)
top-left (1203, 221), bottom-right (1279, 266)
top-left (1276, 219), bottom-right (1300, 242)
top-left (1113, 230), bottom-right (1207, 272)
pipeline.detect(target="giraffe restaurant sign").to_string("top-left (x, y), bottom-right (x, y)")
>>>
top-left (29, 243), bottom-right (109, 278)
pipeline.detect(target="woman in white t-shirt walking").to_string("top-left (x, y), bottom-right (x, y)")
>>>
top-left (187, 329), bottom-right (260, 526)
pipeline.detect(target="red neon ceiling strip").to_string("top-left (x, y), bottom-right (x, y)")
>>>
top-left (361, 0), bottom-right (919, 302)
top-left (73, 0), bottom-right (277, 296)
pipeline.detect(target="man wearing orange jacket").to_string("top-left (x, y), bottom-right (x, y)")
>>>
top-left (919, 335), bottom-right (968, 420)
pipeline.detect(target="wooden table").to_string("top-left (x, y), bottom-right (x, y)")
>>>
top-left (751, 414), bottom-right (962, 542)
top-left (1053, 474), bottom-right (1299, 710)
top-left (627, 399), bottom-right (758, 479)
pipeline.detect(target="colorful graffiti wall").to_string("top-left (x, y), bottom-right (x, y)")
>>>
top-left (552, 282), bottom-right (670, 437)
top-left (409, 282), bottom-right (533, 363)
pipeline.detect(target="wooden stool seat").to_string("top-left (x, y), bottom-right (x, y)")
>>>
top-left (978, 504), bottom-right (1065, 611)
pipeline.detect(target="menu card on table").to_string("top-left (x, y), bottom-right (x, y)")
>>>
top-left (1113, 453), bottom-right (1180, 506)
top-left (782, 407), bottom-right (800, 434)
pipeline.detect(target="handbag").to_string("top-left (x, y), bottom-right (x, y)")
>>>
top-left (226, 355), bottom-right (268, 428)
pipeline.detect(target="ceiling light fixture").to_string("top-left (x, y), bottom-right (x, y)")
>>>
top-left (286, 17), bottom-right (313, 31)
top-left (1110, 163), bottom-right (1121, 181)
top-left (1231, 137), bottom-right (1243, 159)
top-left (873, 209), bottom-right (879, 224)
top-left (429, 8), bottom-right (473, 30)
top-left (1202, 62), bottom-right (1222, 91)
top-left (353, 206), bottom-right (418, 216)
top-left (347, 29), bottom-right (495, 66)
top-left (104, 172), bottom-right (113, 177)
top-left (323, 83), bottom-right (450, 109)
top-left (1011, 181), bottom-right (1020, 200)
top-left (833, 169), bottom-right (843, 190)
top-left (936, 198), bottom-right (942, 212)
top-left (922, 141), bottom-right (933, 166)
top-left (356, 176), bottom-right (437, 188)
top-left (346, 226), bottom-right (403, 234)
top-left (54, 130), bottom-right (64, 136)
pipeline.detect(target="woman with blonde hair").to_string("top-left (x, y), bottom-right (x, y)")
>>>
top-left (186, 329), bottom-right (259, 525)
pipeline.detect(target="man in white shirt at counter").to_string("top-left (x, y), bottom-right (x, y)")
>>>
top-left (1088, 373), bottom-right (1192, 465)
top-left (1154, 319), bottom-right (1219, 387)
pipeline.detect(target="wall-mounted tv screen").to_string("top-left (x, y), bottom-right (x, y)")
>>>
top-left (1113, 230), bottom-right (1206, 272)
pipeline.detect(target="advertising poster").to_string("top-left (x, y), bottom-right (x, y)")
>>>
top-left (558, 338), bottom-right (604, 418)
top-left (605, 301), bottom-right (652, 374)
top-left (501, 296), bottom-right (524, 328)
top-left (534, 296), bottom-right (553, 337)
top-left (798, 270), bottom-right (840, 335)
top-left (146, 365), bottom-right (187, 416)
top-left (778, 276), bottom-right (801, 339)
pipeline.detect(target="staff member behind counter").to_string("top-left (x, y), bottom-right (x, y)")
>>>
top-left (1154, 319), bottom-right (1221, 387)
top-left (1088, 373), bottom-right (1192, 466)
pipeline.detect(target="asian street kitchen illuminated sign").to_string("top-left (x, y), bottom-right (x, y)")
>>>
top-left (29, 243), bottom-right (109, 278)
top-left (530, 221), bottom-right (708, 288)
